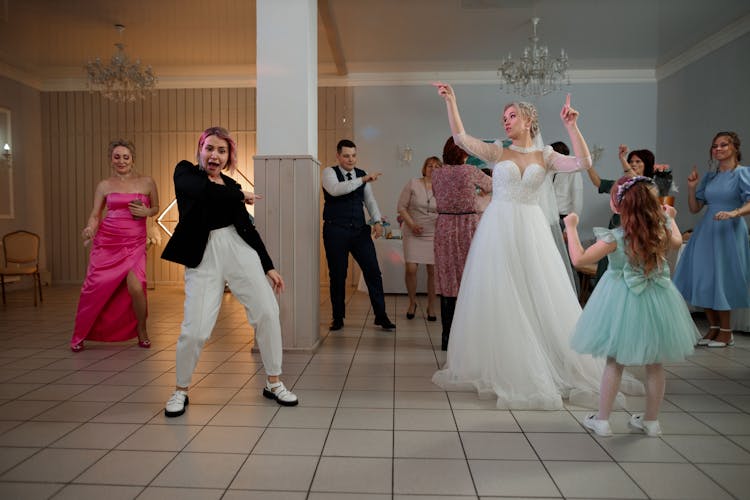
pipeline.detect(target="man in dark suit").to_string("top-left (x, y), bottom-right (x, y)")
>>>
top-left (322, 139), bottom-right (395, 331)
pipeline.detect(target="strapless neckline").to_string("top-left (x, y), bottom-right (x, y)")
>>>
top-left (496, 160), bottom-right (544, 179)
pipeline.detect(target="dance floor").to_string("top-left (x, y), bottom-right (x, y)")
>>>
top-left (0, 284), bottom-right (749, 499)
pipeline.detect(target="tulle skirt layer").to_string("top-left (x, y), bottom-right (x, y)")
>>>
top-left (432, 200), bottom-right (644, 409)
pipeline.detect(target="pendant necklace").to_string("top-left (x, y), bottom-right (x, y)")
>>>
top-left (423, 179), bottom-right (435, 212)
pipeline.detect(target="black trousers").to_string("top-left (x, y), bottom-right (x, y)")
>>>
top-left (323, 222), bottom-right (387, 321)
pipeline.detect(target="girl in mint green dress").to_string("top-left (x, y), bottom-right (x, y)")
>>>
top-left (564, 176), bottom-right (699, 437)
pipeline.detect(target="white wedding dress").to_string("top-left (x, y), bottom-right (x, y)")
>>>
top-left (432, 136), bottom-right (644, 410)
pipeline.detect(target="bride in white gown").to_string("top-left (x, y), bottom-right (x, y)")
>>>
top-left (431, 84), bottom-right (644, 410)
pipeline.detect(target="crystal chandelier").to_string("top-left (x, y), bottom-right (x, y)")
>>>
top-left (498, 17), bottom-right (569, 97)
top-left (85, 24), bottom-right (157, 102)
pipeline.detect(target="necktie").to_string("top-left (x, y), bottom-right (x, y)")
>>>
top-left (346, 172), bottom-right (352, 180)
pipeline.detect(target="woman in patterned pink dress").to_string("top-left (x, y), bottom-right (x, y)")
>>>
top-left (432, 137), bottom-right (492, 350)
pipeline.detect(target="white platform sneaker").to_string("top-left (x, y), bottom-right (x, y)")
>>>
top-left (164, 390), bottom-right (189, 417)
top-left (263, 381), bottom-right (299, 406)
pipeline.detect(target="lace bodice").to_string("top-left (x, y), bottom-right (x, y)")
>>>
top-left (491, 161), bottom-right (548, 205)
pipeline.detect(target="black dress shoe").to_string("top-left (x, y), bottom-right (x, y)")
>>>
top-left (329, 319), bottom-right (344, 331)
top-left (374, 317), bottom-right (396, 331)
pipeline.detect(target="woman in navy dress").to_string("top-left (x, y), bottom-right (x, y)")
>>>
top-left (674, 131), bottom-right (750, 347)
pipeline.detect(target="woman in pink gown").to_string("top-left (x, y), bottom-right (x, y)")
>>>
top-left (70, 140), bottom-right (160, 352)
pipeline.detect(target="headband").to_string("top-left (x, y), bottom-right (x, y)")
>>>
top-left (616, 176), bottom-right (655, 204)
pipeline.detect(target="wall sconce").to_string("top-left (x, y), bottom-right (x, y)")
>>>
top-left (1, 143), bottom-right (10, 165)
top-left (590, 144), bottom-right (604, 165)
top-left (398, 145), bottom-right (413, 166)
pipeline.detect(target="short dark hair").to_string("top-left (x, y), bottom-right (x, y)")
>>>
top-left (337, 139), bottom-right (356, 152)
top-left (442, 136), bottom-right (468, 165)
top-left (628, 149), bottom-right (655, 178)
top-left (550, 141), bottom-right (569, 156)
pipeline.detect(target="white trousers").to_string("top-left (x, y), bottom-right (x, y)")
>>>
top-left (176, 226), bottom-right (282, 387)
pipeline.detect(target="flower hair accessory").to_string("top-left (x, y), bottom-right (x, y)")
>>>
top-left (616, 176), bottom-right (654, 204)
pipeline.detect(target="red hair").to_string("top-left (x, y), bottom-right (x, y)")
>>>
top-left (197, 126), bottom-right (238, 173)
top-left (442, 136), bottom-right (468, 165)
top-left (611, 175), bottom-right (668, 275)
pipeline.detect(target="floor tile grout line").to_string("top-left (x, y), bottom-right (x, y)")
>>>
top-left (303, 292), bottom-right (370, 499)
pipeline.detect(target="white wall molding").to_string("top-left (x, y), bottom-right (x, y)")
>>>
top-left (656, 13), bottom-right (750, 81)
top-left (319, 69), bottom-right (656, 87)
top-left (7, 12), bottom-right (749, 92)
top-left (0, 61), bottom-right (42, 90)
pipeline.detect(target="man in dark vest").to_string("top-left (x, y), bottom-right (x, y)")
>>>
top-left (322, 139), bottom-right (396, 331)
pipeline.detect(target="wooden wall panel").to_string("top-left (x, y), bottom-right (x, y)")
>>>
top-left (41, 86), bottom-right (350, 285)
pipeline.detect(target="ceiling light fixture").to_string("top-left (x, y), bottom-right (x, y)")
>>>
top-left (85, 24), bottom-right (157, 102)
top-left (497, 17), bottom-right (569, 97)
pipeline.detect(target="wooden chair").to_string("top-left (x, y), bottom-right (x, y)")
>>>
top-left (1, 230), bottom-right (43, 306)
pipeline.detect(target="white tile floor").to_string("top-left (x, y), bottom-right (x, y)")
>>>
top-left (1, 284), bottom-right (749, 499)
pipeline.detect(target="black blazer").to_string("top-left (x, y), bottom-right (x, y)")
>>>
top-left (161, 160), bottom-right (275, 271)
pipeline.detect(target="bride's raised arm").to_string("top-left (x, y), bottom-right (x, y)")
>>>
top-left (547, 94), bottom-right (593, 172)
top-left (433, 82), bottom-right (503, 164)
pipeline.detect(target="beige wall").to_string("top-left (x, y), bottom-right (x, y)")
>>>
top-left (37, 86), bottom-right (352, 285)
top-left (0, 76), bottom-right (46, 269)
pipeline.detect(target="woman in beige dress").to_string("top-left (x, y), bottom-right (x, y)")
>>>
top-left (397, 156), bottom-right (441, 321)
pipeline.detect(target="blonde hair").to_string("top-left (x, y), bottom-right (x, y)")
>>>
top-left (108, 139), bottom-right (135, 161)
top-left (503, 102), bottom-right (539, 138)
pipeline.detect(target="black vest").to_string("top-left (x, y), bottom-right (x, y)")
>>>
top-left (323, 166), bottom-right (368, 227)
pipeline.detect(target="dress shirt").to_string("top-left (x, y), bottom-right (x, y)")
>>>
top-left (553, 171), bottom-right (584, 215)
top-left (322, 165), bottom-right (383, 223)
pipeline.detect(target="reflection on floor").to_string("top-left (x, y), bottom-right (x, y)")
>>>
top-left (0, 285), bottom-right (749, 499)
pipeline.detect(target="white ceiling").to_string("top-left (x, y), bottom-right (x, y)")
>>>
top-left (0, 0), bottom-right (749, 89)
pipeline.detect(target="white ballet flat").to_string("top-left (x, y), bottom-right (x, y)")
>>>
top-left (708, 329), bottom-right (735, 348)
top-left (697, 326), bottom-right (719, 346)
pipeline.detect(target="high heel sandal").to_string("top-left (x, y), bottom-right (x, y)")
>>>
top-left (138, 339), bottom-right (151, 349)
top-left (71, 342), bottom-right (84, 353)
top-left (406, 304), bottom-right (417, 320)
top-left (707, 328), bottom-right (735, 348)
top-left (697, 325), bottom-right (719, 346)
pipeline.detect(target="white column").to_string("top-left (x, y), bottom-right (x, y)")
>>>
top-left (254, 0), bottom-right (321, 352)
top-left (256, 0), bottom-right (317, 157)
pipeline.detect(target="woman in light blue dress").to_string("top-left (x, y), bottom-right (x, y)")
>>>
top-left (565, 176), bottom-right (698, 437)
top-left (674, 131), bottom-right (750, 347)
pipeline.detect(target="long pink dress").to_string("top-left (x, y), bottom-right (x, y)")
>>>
top-left (70, 193), bottom-right (149, 347)
top-left (432, 165), bottom-right (492, 297)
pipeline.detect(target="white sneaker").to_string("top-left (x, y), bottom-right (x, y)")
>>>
top-left (628, 413), bottom-right (662, 436)
top-left (263, 381), bottom-right (299, 406)
top-left (583, 414), bottom-right (612, 437)
top-left (165, 390), bottom-right (189, 417)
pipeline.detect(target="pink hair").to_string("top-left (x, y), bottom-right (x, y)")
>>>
top-left (196, 126), bottom-right (238, 173)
